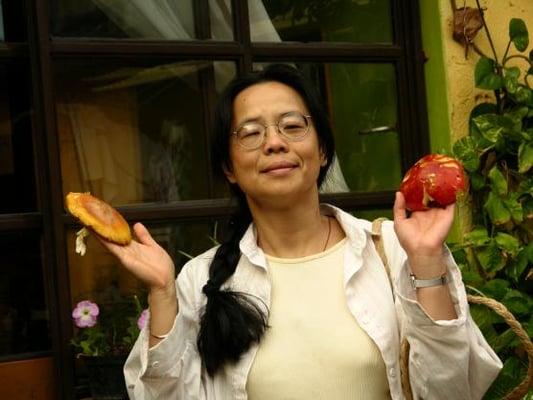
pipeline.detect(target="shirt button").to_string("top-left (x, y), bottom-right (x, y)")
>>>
top-left (152, 361), bottom-right (160, 368)
top-left (389, 367), bottom-right (396, 378)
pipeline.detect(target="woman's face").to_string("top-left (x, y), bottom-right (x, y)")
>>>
top-left (224, 81), bottom-right (326, 207)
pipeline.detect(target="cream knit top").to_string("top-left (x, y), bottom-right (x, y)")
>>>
top-left (246, 238), bottom-right (390, 400)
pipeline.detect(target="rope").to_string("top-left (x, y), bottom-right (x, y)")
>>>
top-left (467, 295), bottom-right (533, 400)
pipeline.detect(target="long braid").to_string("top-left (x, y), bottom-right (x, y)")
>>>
top-left (197, 193), bottom-right (268, 376)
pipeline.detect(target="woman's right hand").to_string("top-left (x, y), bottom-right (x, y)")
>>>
top-left (96, 222), bottom-right (176, 297)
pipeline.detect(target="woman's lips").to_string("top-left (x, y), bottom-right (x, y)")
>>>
top-left (261, 161), bottom-right (298, 174)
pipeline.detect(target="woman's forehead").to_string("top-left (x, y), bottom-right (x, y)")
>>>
top-left (233, 81), bottom-right (308, 118)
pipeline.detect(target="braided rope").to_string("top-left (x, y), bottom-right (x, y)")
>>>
top-left (467, 295), bottom-right (533, 400)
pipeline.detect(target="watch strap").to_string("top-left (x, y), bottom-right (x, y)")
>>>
top-left (410, 273), bottom-right (448, 289)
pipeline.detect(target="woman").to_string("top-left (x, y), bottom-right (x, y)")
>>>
top-left (100, 64), bottom-right (501, 399)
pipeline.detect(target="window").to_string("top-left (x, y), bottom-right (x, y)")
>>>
top-left (0, 1), bottom-right (429, 398)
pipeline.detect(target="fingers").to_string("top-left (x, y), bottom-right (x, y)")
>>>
top-left (133, 222), bottom-right (158, 247)
top-left (393, 191), bottom-right (407, 224)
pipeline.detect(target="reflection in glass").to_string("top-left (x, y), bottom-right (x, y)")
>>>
top-left (67, 219), bottom-right (223, 305)
top-left (0, 233), bottom-right (51, 358)
top-left (255, 62), bottom-right (402, 193)
top-left (0, 63), bottom-right (37, 213)
top-left (250, 0), bottom-right (392, 43)
top-left (0, 4), bottom-right (4, 41)
top-left (51, 0), bottom-right (234, 40)
top-left (55, 60), bottom-right (236, 206)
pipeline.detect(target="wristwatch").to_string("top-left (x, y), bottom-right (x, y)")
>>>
top-left (410, 273), bottom-right (448, 289)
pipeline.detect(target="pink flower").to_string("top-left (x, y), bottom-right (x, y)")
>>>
top-left (72, 300), bottom-right (99, 328)
top-left (137, 309), bottom-right (149, 330)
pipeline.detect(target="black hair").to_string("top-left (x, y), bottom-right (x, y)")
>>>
top-left (197, 63), bottom-right (335, 375)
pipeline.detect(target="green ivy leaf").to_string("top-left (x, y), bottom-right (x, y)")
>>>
top-left (464, 226), bottom-right (491, 246)
top-left (472, 114), bottom-right (504, 143)
top-left (503, 67), bottom-right (520, 93)
top-left (494, 232), bottom-right (520, 256)
top-left (475, 58), bottom-right (503, 90)
top-left (514, 86), bottom-right (533, 105)
top-left (518, 141), bottom-right (533, 173)
top-left (453, 136), bottom-right (480, 172)
top-left (523, 198), bottom-right (533, 220)
top-left (481, 278), bottom-right (510, 300)
top-left (476, 242), bottom-right (507, 274)
top-left (509, 18), bottom-right (529, 52)
top-left (502, 193), bottom-right (523, 224)
top-left (530, 49), bottom-right (533, 61)
top-left (509, 245), bottom-right (530, 282)
top-left (484, 192), bottom-right (511, 225)
top-left (502, 289), bottom-right (532, 316)
top-left (488, 166), bottom-right (508, 196)
top-left (470, 172), bottom-right (486, 191)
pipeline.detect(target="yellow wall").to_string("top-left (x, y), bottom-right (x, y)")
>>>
top-left (438, 0), bottom-right (533, 142)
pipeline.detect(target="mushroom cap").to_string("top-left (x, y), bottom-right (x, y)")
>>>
top-left (65, 192), bottom-right (132, 245)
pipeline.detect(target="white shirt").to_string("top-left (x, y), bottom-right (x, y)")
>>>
top-left (124, 204), bottom-right (502, 400)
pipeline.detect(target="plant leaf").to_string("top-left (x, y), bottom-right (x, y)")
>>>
top-left (518, 141), bottom-right (533, 173)
top-left (453, 136), bottom-right (480, 172)
top-left (509, 245), bottom-right (531, 282)
top-left (502, 193), bottom-right (523, 224)
top-left (494, 232), bottom-right (520, 256)
top-left (480, 278), bottom-right (510, 300)
top-left (509, 18), bottom-right (529, 52)
top-left (503, 67), bottom-right (520, 93)
top-left (476, 242), bottom-right (507, 274)
top-left (502, 289), bottom-right (532, 316)
top-left (484, 192), bottom-right (511, 225)
top-left (475, 57), bottom-right (503, 90)
top-left (488, 166), bottom-right (508, 196)
top-left (464, 226), bottom-right (491, 246)
top-left (472, 114), bottom-right (504, 143)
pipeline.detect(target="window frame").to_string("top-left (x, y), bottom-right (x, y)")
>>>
top-left (0, 0), bottom-right (430, 398)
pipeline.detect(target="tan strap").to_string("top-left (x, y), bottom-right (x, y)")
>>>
top-left (371, 218), bottom-right (413, 400)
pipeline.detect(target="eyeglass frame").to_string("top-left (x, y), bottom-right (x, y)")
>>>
top-left (231, 111), bottom-right (313, 150)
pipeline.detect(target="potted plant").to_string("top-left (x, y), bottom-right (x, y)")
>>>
top-left (71, 296), bottom-right (148, 400)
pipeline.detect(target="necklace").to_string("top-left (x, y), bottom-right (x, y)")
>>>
top-left (322, 216), bottom-right (332, 252)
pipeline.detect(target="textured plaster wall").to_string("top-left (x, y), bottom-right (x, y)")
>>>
top-left (438, 0), bottom-right (533, 142)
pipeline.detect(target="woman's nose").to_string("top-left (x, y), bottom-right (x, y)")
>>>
top-left (263, 124), bottom-right (288, 153)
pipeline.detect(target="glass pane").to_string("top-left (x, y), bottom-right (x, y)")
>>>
top-left (0, 4), bottom-right (4, 41)
top-left (55, 60), bottom-right (236, 206)
top-left (0, 233), bottom-right (51, 358)
top-left (249, 0), bottom-right (392, 43)
top-left (50, 0), bottom-right (234, 40)
top-left (0, 62), bottom-right (37, 213)
top-left (254, 62), bottom-right (402, 193)
top-left (0, 2), bottom-right (27, 42)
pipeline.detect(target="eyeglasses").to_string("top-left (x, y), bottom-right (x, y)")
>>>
top-left (232, 111), bottom-right (312, 150)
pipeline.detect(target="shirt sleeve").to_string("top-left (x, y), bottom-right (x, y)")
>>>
top-left (123, 258), bottom-right (205, 400)
top-left (381, 221), bottom-right (503, 400)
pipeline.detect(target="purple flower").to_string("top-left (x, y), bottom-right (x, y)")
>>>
top-left (72, 300), bottom-right (99, 328)
top-left (137, 309), bottom-right (149, 330)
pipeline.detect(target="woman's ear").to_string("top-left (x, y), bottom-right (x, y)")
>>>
top-left (319, 150), bottom-right (327, 167)
top-left (223, 163), bottom-right (237, 184)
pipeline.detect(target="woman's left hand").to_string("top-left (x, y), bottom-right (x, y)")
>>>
top-left (393, 191), bottom-right (455, 277)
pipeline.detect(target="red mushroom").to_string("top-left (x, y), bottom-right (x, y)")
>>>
top-left (400, 154), bottom-right (467, 211)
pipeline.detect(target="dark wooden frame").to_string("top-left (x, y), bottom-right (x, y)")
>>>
top-left (0, 1), bottom-right (429, 398)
